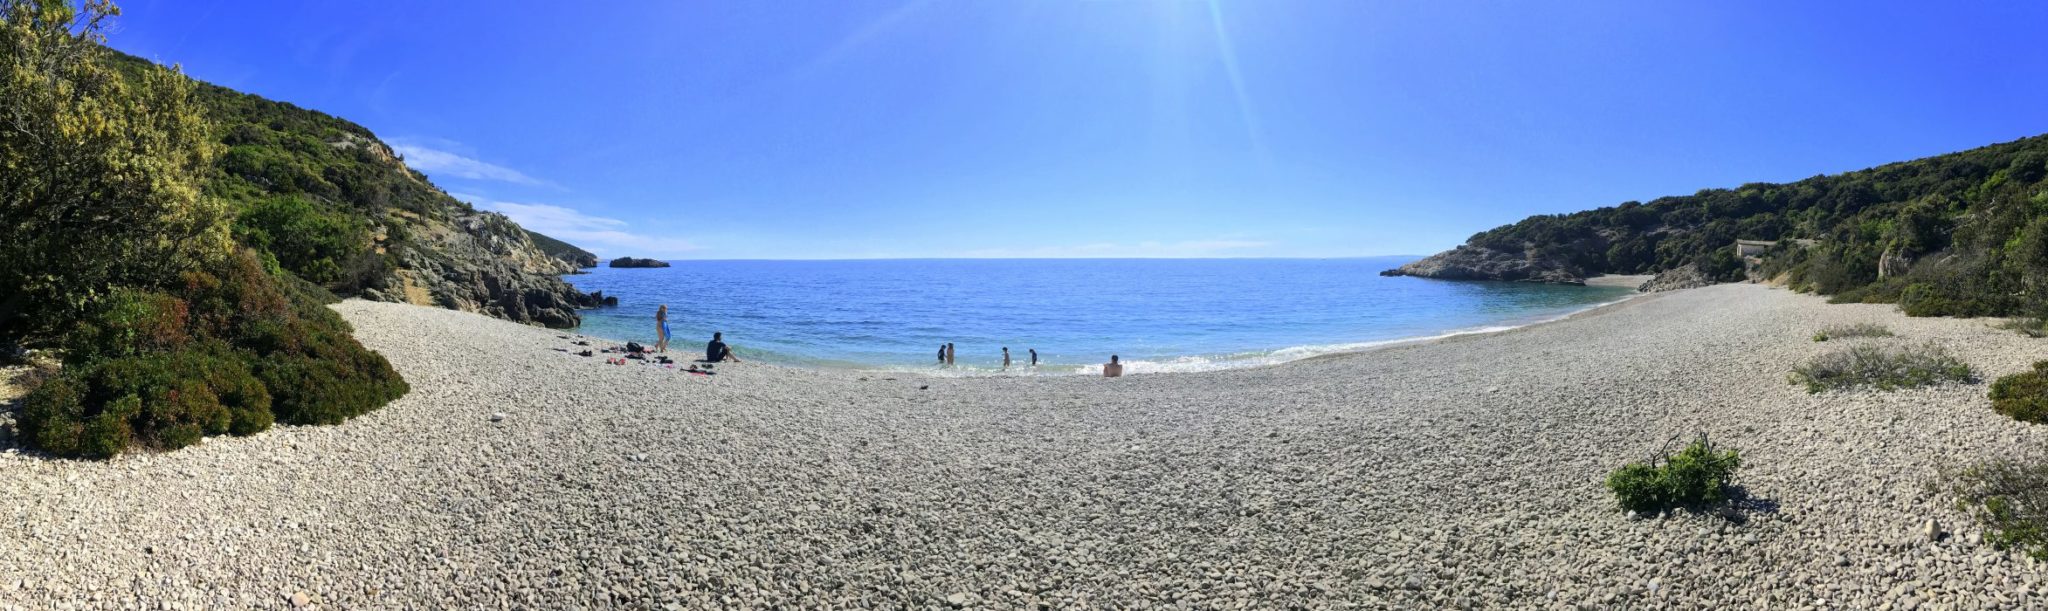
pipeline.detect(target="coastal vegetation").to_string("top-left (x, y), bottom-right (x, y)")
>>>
top-left (1943, 458), bottom-right (2048, 560)
top-left (1997, 318), bottom-right (2048, 338)
top-left (2, 1), bottom-right (404, 457)
top-left (1606, 435), bottom-right (1742, 514)
top-left (526, 229), bottom-right (598, 268)
top-left (1389, 132), bottom-right (2048, 321)
top-left (1789, 343), bottom-right (1974, 393)
top-left (1989, 362), bottom-right (2048, 424)
top-left (1811, 323), bottom-right (1894, 342)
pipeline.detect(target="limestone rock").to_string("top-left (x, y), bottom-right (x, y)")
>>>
top-left (1638, 265), bottom-right (1717, 293)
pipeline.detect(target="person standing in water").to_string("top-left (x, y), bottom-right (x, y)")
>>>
top-left (1029, 348), bottom-right (1038, 367)
top-left (1001, 347), bottom-right (1011, 370)
top-left (937, 344), bottom-right (947, 366)
top-left (945, 343), bottom-right (956, 365)
top-left (653, 305), bottom-right (670, 353)
top-left (1103, 355), bottom-right (1123, 378)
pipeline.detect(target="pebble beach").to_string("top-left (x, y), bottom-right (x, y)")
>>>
top-left (6, 283), bottom-right (2048, 609)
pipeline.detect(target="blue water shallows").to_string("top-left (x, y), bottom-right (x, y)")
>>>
top-left (561, 257), bottom-right (1635, 375)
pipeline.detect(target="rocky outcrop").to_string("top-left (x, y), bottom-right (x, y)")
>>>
top-left (608, 257), bottom-right (671, 268)
top-left (362, 212), bottom-right (600, 329)
top-left (1379, 246), bottom-right (1587, 285)
top-left (1637, 265), bottom-right (1717, 292)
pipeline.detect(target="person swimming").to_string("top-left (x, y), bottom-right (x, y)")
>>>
top-left (706, 332), bottom-right (741, 363)
top-left (654, 305), bottom-right (670, 354)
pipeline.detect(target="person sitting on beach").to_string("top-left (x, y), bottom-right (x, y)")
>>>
top-left (1103, 355), bottom-right (1123, 378)
top-left (654, 304), bottom-right (670, 353)
top-left (706, 332), bottom-right (741, 363)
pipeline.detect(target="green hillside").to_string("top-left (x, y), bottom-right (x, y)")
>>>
top-left (525, 229), bottom-right (599, 268)
top-left (1395, 134), bottom-right (2048, 316)
top-left (0, 2), bottom-right (595, 458)
top-left (103, 49), bottom-right (599, 328)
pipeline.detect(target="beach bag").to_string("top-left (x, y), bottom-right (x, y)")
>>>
top-left (627, 342), bottom-right (645, 353)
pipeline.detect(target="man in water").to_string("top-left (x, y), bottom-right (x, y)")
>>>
top-left (945, 342), bottom-right (955, 365)
top-left (1029, 348), bottom-right (1037, 367)
top-left (1103, 355), bottom-right (1123, 378)
top-left (1002, 347), bottom-right (1011, 370)
top-left (706, 332), bottom-right (741, 363)
top-left (938, 344), bottom-right (947, 365)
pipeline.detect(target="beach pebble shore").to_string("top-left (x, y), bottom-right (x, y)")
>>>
top-left (3, 284), bottom-right (2047, 608)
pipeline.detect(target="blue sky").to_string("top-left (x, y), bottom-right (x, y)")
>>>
top-left (108, 1), bottom-right (2048, 259)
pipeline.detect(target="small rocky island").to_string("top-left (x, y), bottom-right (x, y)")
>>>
top-left (609, 257), bottom-right (672, 268)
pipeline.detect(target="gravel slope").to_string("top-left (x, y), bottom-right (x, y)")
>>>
top-left (5, 284), bottom-right (2048, 609)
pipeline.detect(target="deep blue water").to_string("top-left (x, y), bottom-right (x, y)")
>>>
top-left (560, 257), bottom-right (1635, 375)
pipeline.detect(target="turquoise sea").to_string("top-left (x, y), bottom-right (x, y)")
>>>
top-left (560, 257), bottom-right (1635, 375)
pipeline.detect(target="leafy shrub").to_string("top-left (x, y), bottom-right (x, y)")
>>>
top-left (1790, 343), bottom-right (1974, 393)
top-left (62, 288), bottom-right (191, 363)
top-left (1812, 323), bottom-right (1894, 342)
top-left (1999, 318), bottom-right (2048, 338)
top-left (234, 195), bottom-right (370, 285)
top-left (17, 250), bottom-right (405, 458)
top-left (251, 306), bottom-right (407, 425)
top-left (1608, 435), bottom-right (1742, 513)
top-left (1942, 456), bottom-right (2048, 559)
top-left (19, 343), bottom-right (271, 458)
top-left (1991, 362), bottom-right (2048, 423)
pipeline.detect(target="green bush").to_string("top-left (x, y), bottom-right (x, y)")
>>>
top-left (1999, 318), bottom-right (2048, 338)
top-left (17, 250), bottom-right (405, 458)
top-left (1608, 436), bottom-right (1742, 514)
top-left (234, 195), bottom-right (370, 286)
top-left (62, 288), bottom-right (191, 363)
top-left (19, 343), bottom-right (272, 458)
top-left (1790, 343), bottom-right (1974, 393)
top-left (1812, 323), bottom-right (1894, 342)
top-left (1991, 362), bottom-right (2048, 423)
top-left (1943, 456), bottom-right (2048, 559)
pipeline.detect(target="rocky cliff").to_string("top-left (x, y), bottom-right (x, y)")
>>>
top-left (366, 209), bottom-right (604, 328)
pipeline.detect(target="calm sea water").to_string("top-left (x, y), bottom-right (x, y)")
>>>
top-left (560, 257), bottom-right (1635, 375)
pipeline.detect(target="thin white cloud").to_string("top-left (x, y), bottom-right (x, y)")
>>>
top-left (456, 196), bottom-right (700, 258)
top-left (392, 143), bottom-right (549, 187)
top-left (962, 239), bottom-right (1272, 259)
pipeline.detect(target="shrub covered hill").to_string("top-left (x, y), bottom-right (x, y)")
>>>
top-left (1385, 134), bottom-right (2048, 317)
top-left (526, 230), bottom-right (600, 269)
top-left (0, 1), bottom-right (595, 458)
top-left (100, 51), bottom-right (603, 327)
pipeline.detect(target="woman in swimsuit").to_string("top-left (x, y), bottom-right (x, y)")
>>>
top-left (654, 304), bottom-right (670, 353)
